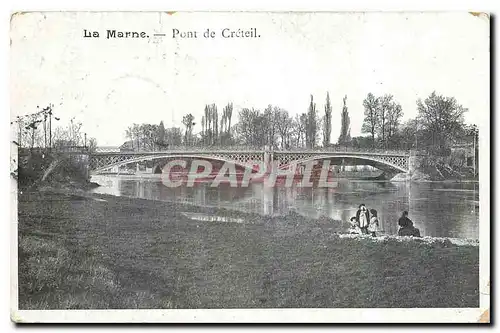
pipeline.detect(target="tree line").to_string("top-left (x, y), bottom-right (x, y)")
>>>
top-left (359, 91), bottom-right (476, 155)
top-left (122, 90), bottom-right (477, 156)
top-left (125, 94), bottom-right (334, 150)
top-left (14, 90), bottom-right (476, 159)
top-left (13, 104), bottom-right (98, 152)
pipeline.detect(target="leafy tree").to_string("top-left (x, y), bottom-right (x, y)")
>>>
top-left (390, 119), bottom-right (419, 150)
top-left (378, 94), bottom-right (391, 147)
top-left (24, 114), bottom-right (43, 149)
top-left (386, 100), bottom-right (403, 146)
top-left (235, 106), bottom-right (285, 148)
top-left (275, 108), bottom-right (293, 149)
top-left (124, 123), bottom-right (170, 150)
top-left (220, 102), bottom-right (234, 145)
top-left (202, 104), bottom-right (219, 145)
top-left (164, 127), bottom-right (183, 147)
top-left (13, 104), bottom-right (61, 149)
top-left (306, 95), bottom-right (319, 148)
top-left (182, 113), bottom-right (195, 146)
top-left (294, 113), bottom-right (308, 148)
top-left (416, 91), bottom-right (467, 153)
top-left (236, 108), bottom-right (262, 147)
top-left (322, 92), bottom-right (332, 147)
top-left (52, 118), bottom-right (84, 148)
top-left (125, 123), bottom-right (142, 150)
top-left (156, 121), bottom-right (166, 146)
top-left (263, 105), bottom-right (279, 148)
top-left (362, 93), bottom-right (380, 148)
top-left (142, 124), bottom-right (159, 150)
top-left (350, 135), bottom-right (374, 149)
top-left (125, 125), bottom-right (134, 150)
top-left (376, 94), bottom-right (403, 148)
top-left (338, 95), bottom-right (351, 146)
top-left (87, 137), bottom-right (98, 153)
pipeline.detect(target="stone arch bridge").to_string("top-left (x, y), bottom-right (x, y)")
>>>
top-left (89, 147), bottom-right (413, 179)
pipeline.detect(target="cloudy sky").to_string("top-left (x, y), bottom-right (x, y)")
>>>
top-left (11, 12), bottom-right (489, 146)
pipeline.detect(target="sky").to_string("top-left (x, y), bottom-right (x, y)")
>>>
top-left (11, 12), bottom-right (489, 147)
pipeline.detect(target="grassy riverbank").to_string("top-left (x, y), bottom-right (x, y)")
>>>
top-left (18, 190), bottom-right (479, 309)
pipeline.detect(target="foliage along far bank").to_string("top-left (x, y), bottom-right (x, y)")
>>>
top-left (122, 91), bottom-right (478, 180)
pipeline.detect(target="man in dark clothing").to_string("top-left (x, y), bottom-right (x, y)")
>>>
top-left (398, 211), bottom-right (413, 228)
top-left (397, 211), bottom-right (421, 237)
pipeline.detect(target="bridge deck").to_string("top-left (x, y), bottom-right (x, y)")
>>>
top-left (92, 150), bottom-right (410, 157)
top-left (89, 148), bottom-right (411, 174)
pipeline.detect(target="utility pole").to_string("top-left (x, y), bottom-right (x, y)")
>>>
top-left (473, 133), bottom-right (476, 177)
top-left (473, 126), bottom-right (477, 178)
top-left (415, 118), bottom-right (418, 150)
top-left (30, 115), bottom-right (35, 150)
top-left (48, 104), bottom-right (53, 149)
top-left (17, 116), bottom-right (22, 148)
top-left (43, 112), bottom-right (47, 148)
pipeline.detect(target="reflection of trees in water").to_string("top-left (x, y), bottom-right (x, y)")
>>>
top-left (120, 178), bottom-right (159, 201)
top-left (153, 181), bottom-right (259, 211)
top-left (378, 183), bottom-right (409, 236)
top-left (409, 183), bottom-right (478, 239)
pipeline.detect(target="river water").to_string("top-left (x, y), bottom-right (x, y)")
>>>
top-left (90, 174), bottom-right (479, 239)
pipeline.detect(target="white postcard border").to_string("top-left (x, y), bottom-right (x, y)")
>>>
top-left (9, 9), bottom-right (491, 324)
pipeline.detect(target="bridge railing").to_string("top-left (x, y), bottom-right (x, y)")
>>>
top-left (272, 147), bottom-right (410, 155)
top-left (95, 145), bottom-right (410, 155)
top-left (94, 145), bottom-right (261, 153)
top-left (18, 146), bottom-right (89, 156)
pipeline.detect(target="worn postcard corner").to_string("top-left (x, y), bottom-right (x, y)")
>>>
top-left (10, 11), bottom-right (490, 323)
top-left (468, 12), bottom-right (490, 20)
top-left (478, 309), bottom-right (490, 323)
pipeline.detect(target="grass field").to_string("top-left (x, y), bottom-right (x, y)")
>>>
top-left (17, 190), bottom-right (479, 309)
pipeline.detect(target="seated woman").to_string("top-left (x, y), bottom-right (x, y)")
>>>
top-left (348, 216), bottom-right (361, 234)
top-left (397, 211), bottom-right (421, 237)
top-left (368, 209), bottom-right (380, 237)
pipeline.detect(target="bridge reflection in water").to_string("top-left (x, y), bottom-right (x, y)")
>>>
top-left (90, 175), bottom-right (479, 239)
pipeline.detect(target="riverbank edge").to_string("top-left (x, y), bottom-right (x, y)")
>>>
top-left (391, 172), bottom-right (479, 183)
top-left (31, 185), bottom-right (479, 247)
top-left (17, 188), bottom-right (479, 309)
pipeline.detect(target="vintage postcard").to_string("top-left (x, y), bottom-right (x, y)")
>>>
top-left (10, 11), bottom-right (490, 323)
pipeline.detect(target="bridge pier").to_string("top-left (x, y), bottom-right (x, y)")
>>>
top-left (80, 154), bottom-right (90, 180)
top-left (408, 150), bottom-right (425, 176)
top-left (263, 147), bottom-right (273, 165)
top-left (378, 170), bottom-right (400, 180)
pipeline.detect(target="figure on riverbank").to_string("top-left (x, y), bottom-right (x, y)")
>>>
top-left (356, 204), bottom-right (370, 234)
top-left (398, 211), bottom-right (421, 237)
top-left (368, 208), bottom-right (380, 237)
top-left (348, 216), bottom-right (362, 234)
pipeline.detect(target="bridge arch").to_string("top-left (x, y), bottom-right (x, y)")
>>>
top-left (278, 154), bottom-right (408, 174)
top-left (90, 153), bottom-right (263, 174)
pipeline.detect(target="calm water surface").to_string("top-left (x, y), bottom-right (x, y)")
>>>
top-left (90, 175), bottom-right (479, 239)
